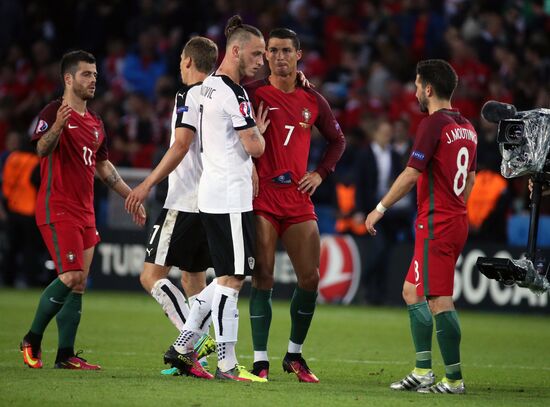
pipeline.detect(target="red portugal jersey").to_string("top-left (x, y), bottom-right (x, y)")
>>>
top-left (245, 79), bottom-right (345, 185)
top-left (32, 99), bottom-right (108, 226)
top-left (407, 108), bottom-right (477, 237)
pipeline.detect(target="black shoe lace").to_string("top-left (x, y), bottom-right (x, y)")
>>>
top-left (74, 350), bottom-right (88, 362)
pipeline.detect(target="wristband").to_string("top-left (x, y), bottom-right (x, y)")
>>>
top-left (376, 202), bottom-right (387, 214)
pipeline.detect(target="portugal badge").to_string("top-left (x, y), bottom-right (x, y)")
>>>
top-left (299, 108), bottom-right (312, 128)
top-left (66, 251), bottom-right (76, 263)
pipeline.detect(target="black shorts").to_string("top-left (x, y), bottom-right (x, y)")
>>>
top-left (145, 209), bottom-right (212, 272)
top-left (199, 211), bottom-right (256, 277)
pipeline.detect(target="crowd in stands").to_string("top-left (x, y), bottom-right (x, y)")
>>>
top-left (0, 0), bottom-right (549, 291)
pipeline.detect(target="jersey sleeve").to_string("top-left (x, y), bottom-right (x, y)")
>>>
top-left (224, 87), bottom-right (256, 131)
top-left (31, 101), bottom-right (61, 143)
top-left (407, 116), bottom-right (441, 172)
top-left (312, 91), bottom-right (346, 179)
top-left (96, 120), bottom-right (108, 161)
top-left (175, 88), bottom-right (199, 132)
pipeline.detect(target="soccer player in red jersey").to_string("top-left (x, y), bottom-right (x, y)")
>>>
top-left (20, 50), bottom-right (145, 370)
top-left (245, 28), bottom-right (346, 382)
top-left (365, 59), bottom-right (477, 394)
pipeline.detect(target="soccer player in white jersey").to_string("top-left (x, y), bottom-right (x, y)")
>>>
top-left (125, 37), bottom-right (218, 379)
top-left (164, 15), bottom-right (267, 382)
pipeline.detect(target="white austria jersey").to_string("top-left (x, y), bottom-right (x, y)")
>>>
top-left (163, 83), bottom-right (203, 213)
top-left (197, 74), bottom-right (256, 213)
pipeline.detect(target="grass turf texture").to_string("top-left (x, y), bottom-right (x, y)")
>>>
top-left (1, 288), bottom-right (549, 406)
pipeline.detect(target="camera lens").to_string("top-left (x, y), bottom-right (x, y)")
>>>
top-left (506, 123), bottom-right (524, 141)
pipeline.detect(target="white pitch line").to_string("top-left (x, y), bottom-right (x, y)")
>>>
top-left (3, 348), bottom-right (549, 371)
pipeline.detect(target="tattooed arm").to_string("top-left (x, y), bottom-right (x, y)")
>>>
top-left (36, 104), bottom-right (72, 157)
top-left (96, 160), bottom-right (146, 225)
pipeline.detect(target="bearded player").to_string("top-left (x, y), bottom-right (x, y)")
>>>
top-left (245, 28), bottom-right (346, 382)
top-left (365, 59), bottom-right (476, 394)
top-left (21, 50), bottom-right (145, 370)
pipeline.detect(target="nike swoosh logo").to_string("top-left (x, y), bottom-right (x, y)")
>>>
top-left (49, 297), bottom-right (64, 304)
top-left (250, 315), bottom-right (265, 319)
top-left (297, 310), bottom-right (314, 316)
top-left (23, 348), bottom-right (40, 366)
top-left (415, 283), bottom-right (421, 288)
top-left (267, 107), bottom-right (279, 111)
top-left (436, 330), bottom-right (444, 334)
top-left (68, 124), bottom-right (78, 129)
top-left (67, 361), bottom-right (81, 368)
top-left (237, 96), bottom-right (246, 100)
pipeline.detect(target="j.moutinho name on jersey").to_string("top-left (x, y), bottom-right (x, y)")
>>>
top-left (445, 127), bottom-right (477, 145)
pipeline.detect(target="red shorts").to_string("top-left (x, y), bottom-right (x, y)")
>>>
top-left (406, 216), bottom-right (468, 297)
top-left (39, 221), bottom-right (100, 274)
top-left (253, 183), bottom-right (317, 236)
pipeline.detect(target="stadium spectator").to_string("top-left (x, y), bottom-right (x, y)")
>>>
top-left (122, 28), bottom-right (167, 101)
top-left (120, 92), bottom-right (162, 168)
top-left (365, 59), bottom-right (476, 394)
top-left (354, 119), bottom-right (409, 304)
top-left (20, 50), bottom-right (145, 371)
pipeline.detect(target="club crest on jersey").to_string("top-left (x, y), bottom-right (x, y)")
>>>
top-left (36, 119), bottom-right (48, 133)
top-left (66, 251), bottom-right (76, 263)
top-left (300, 108), bottom-right (312, 128)
top-left (239, 101), bottom-right (251, 118)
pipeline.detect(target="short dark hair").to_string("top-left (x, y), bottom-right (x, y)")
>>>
top-left (268, 28), bottom-right (300, 50)
top-left (416, 59), bottom-right (458, 100)
top-left (60, 50), bottom-right (96, 78)
top-left (184, 37), bottom-right (218, 74)
top-left (224, 15), bottom-right (262, 44)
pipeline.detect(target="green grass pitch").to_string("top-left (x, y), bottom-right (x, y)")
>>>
top-left (1, 288), bottom-right (549, 406)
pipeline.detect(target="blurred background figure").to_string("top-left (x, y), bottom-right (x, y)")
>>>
top-left (0, 130), bottom-right (49, 287)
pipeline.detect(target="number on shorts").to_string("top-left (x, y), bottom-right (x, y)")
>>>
top-left (149, 225), bottom-right (160, 244)
top-left (414, 260), bottom-right (420, 283)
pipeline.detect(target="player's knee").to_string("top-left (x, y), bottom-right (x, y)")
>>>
top-left (252, 272), bottom-right (274, 290)
top-left (139, 270), bottom-right (155, 292)
top-left (181, 272), bottom-right (206, 297)
top-left (402, 285), bottom-right (417, 304)
top-left (59, 271), bottom-right (85, 290)
top-left (297, 269), bottom-right (319, 291)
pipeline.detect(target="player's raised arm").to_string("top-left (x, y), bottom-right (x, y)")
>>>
top-left (36, 103), bottom-right (71, 157)
top-left (96, 159), bottom-right (146, 226)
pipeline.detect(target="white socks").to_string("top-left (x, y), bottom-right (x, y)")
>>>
top-left (288, 340), bottom-right (303, 354)
top-left (151, 278), bottom-right (189, 331)
top-left (212, 284), bottom-right (240, 372)
top-left (184, 279), bottom-right (216, 335)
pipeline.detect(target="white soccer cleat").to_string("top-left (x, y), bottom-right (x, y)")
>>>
top-left (390, 370), bottom-right (435, 391)
top-left (417, 378), bottom-right (466, 394)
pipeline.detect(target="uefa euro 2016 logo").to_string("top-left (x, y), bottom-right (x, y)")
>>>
top-left (239, 101), bottom-right (251, 118)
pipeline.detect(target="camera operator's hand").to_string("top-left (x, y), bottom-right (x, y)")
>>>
top-left (528, 178), bottom-right (550, 198)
